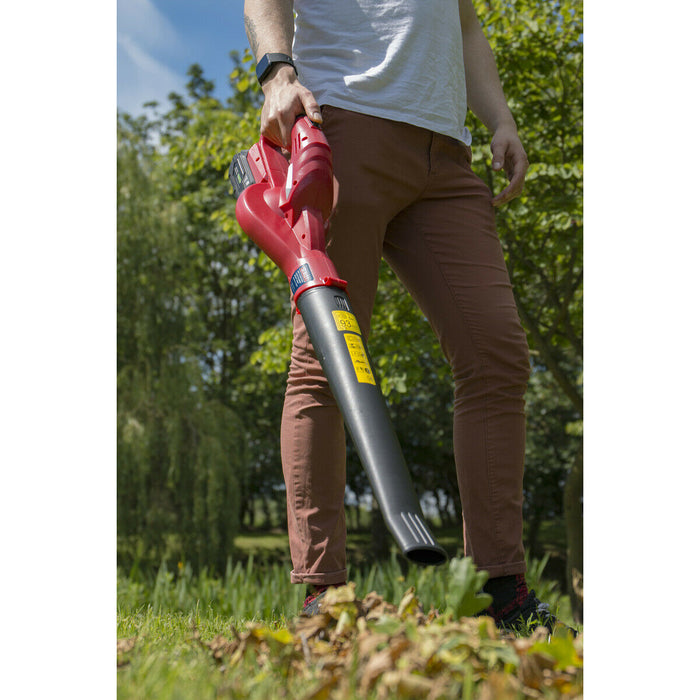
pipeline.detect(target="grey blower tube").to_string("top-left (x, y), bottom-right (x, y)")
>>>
top-left (296, 284), bottom-right (448, 566)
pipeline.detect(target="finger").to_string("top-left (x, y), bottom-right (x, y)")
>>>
top-left (260, 118), bottom-right (281, 147)
top-left (491, 143), bottom-right (505, 171)
top-left (262, 122), bottom-right (286, 149)
top-left (491, 172), bottom-right (525, 207)
top-left (492, 151), bottom-right (528, 206)
top-left (278, 118), bottom-right (294, 149)
top-left (281, 92), bottom-right (320, 145)
top-left (265, 104), bottom-right (299, 148)
top-left (492, 187), bottom-right (515, 207)
top-left (300, 89), bottom-right (323, 124)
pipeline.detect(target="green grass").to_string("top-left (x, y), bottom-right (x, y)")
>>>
top-left (118, 552), bottom-right (581, 699)
top-left (118, 611), bottom-right (224, 699)
top-left (118, 549), bottom-right (574, 626)
top-left (118, 518), bottom-right (578, 698)
top-left (119, 556), bottom-right (305, 623)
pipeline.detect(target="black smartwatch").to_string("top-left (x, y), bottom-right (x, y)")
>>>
top-left (256, 53), bottom-right (297, 85)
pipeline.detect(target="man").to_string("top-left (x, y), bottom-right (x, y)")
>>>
top-left (243, 0), bottom-right (561, 630)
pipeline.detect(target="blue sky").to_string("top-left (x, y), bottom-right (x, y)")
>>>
top-left (118, 0), bottom-right (250, 115)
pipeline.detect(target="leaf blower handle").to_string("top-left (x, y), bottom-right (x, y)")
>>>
top-left (231, 116), bottom-right (346, 304)
top-left (281, 116), bottom-right (335, 225)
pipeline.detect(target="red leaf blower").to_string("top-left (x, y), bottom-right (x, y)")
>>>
top-left (230, 117), bottom-right (447, 566)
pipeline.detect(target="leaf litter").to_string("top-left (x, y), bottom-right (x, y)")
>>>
top-left (184, 583), bottom-right (584, 699)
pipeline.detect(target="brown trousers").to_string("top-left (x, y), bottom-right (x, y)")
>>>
top-left (281, 107), bottom-right (531, 584)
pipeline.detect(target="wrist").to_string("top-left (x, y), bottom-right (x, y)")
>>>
top-left (261, 63), bottom-right (298, 92)
top-left (257, 52), bottom-right (296, 86)
top-left (490, 112), bottom-right (518, 135)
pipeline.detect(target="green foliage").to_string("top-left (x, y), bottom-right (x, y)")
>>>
top-left (522, 369), bottom-right (581, 552)
top-left (117, 362), bottom-right (247, 572)
top-left (445, 557), bottom-right (493, 618)
top-left (471, 0), bottom-right (583, 416)
top-left (117, 50), bottom-right (285, 573)
top-left (118, 110), bottom-right (247, 572)
top-left (468, 1), bottom-right (583, 588)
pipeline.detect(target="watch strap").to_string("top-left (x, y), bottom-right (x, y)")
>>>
top-left (256, 53), bottom-right (297, 85)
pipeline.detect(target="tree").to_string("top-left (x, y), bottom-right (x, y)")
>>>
top-left (117, 50), bottom-right (294, 573)
top-left (469, 0), bottom-right (583, 618)
top-left (117, 109), bottom-right (249, 573)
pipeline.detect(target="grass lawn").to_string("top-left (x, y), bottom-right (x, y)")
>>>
top-left (118, 552), bottom-right (581, 699)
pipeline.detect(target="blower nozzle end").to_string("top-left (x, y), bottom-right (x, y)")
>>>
top-left (403, 545), bottom-right (449, 566)
top-left (387, 509), bottom-right (449, 566)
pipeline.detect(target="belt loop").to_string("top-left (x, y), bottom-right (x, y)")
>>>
top-left (427, 131), bottom-right (436, 177)
top-left (465, 145), bottom-right (473, 167)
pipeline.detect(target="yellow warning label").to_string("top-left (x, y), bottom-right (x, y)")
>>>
top-left (344, 334), bottom-right (376, 385)
top-left (332, 310), bottom-right (361, 335)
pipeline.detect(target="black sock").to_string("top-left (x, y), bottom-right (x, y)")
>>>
top-left (484, 574), bottom-right (519, 610)
top-left (484, 573), bottom-right (529, 616)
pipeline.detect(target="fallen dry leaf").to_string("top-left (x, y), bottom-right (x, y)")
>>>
top-left (194, 584), bottom-right (582, 699)
top-left (117, 636), bottom-right (138, 668)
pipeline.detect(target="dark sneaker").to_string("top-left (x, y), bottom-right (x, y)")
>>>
top-left (495, 590), bottom-right (576, 635)
top-left (302, 583), bottom-right (346, 616)
top-left (302, 586), bottom-right (329, 616)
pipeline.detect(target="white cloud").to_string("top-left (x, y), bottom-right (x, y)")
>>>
top-left (117, 0), bottom-right (187, 114)
top-left (117, 32), bottom-right (185, 115)
top-left (117, 0), bottom-right (181, 55)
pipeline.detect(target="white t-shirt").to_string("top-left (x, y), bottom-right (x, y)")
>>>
top-left (293, 0), bottom-right (472, 145)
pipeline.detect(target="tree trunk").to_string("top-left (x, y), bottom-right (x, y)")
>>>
top-left (564, 442), bottom-right (583, 623)
top-left (351, 504), bottom-right (360, 531)
top-left (526, 511), bottom-right (542, 558)
top-left (434, 489), bottom-right (448, 528)
top-left (262, 497), bottom-right (272, 529)
top-left (243, 497), bottom-right (255, 530)
top-left (370, 500), bottom-right (390, 560)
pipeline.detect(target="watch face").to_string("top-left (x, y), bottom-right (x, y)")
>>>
top-left (256, 55), bottom-right (271, 82)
